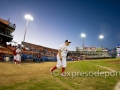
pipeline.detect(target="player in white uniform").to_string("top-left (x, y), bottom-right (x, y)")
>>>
top-left (50, 40), bottom-right (71, 76)
top-left (16, 45), bottom-right (21, 65)
top-left (13, 47), bottom-right (17, 64)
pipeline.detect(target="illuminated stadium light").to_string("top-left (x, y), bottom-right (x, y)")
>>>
top-left (81, 33), bottom-right (86, 38)
top-left (99, 35), bottom-right (104, 48)
top-left (99, 35), bottom-right (104, 39)
top-left (81, 33), bottom-right (86, 47)
top-left (23, 14), bottom-right (33, 43)
top-left (24, 14), bottom-right (33, 21)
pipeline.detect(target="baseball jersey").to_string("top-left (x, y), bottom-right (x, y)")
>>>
top-left (16, 48), bottom-right (21, 54)
top-left (59, 44), bottom-right (68, 57)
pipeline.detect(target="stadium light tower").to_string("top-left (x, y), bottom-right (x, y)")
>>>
top-left (23, 14), bottom-right (33, 43)
top-left (99, 35), bottom-right (104, 47)
top-left (81, 33), bottom-right (86, 47)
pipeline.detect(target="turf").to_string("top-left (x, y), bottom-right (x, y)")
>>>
top-left (0, 59), bottom-right (120, 90)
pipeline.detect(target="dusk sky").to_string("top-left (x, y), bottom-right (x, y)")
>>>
top-left (0, 0), bottom-right (120, 50)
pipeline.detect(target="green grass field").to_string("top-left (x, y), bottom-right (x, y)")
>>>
top-left (0, 59), bottom-right (120, 90)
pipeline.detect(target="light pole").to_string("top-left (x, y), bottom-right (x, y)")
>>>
top-left (23, 14), bottom-right (33, 43)
top-left (99, 35), bottom-right (104, 48)
top-left (81, 33), bottom-right (86, 47)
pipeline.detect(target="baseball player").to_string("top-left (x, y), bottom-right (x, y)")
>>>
top-left (16, 45), bottom-right (21, 65)
top-left (13, 47), bottom-right (17, 64)
top-left (50, 40), bottom-right (71, 76)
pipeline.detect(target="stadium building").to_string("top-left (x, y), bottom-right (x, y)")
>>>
top-left (0, 18), bottom-right (15, 46)
top-left (69, 46), bottom-right (111, 60)
top-left (0, 18), bottom-right (16, 56)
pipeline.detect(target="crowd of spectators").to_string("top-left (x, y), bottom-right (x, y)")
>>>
top-left (0, 42), bottom-right (59, 62)
top-left (0, 41), bottom-right (103, 62)
top-left (71, 55), bottom-right (85, 60)
top-left (1, 41), bottom-right (110, 62)
top-left (22, 42), bottom-right (58, 57)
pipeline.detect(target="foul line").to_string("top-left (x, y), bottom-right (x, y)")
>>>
top-left (96, 65), bottom-right (120, 90)
top-left (114, 81), bottom-right (120, 90)
top-left (96, 65), bottom-right (116, 72)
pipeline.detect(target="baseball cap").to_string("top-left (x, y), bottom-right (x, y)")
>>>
top-left (65, 40), bottom-right (71, 43)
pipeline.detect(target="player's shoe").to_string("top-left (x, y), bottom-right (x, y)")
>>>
top-left (50, 68), bottom-right (53, 74)
top-left (61, 73), bottom-right (66, 76)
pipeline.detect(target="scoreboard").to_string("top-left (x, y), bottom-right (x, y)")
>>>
top-left (83, 47), bottom-right (96, 51)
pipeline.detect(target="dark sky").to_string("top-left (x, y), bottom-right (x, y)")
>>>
top-left (0, 0), bottom-right (120, 50)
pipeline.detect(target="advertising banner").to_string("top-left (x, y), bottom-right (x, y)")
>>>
top-left (102, 48), bottom-right (108, 51)
top-left (76, 47), bottom-right (107, 52)
top-left (76, 47), bottom-right (83, 51)
top-left (90, 47), bottom-right (96, 51)
top-left (96, 47), bottom-right (102, 52)
top-left (83, 47), bottom-right (96, 51)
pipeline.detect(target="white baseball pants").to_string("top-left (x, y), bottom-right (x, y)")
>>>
top-left (56, 55), bottom-right (66, 68)
top-left (16, 54), bottom-right (21, 62)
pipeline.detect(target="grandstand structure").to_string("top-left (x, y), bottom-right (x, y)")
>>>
top-left (0, 18), bottom-right (16, 55)
top-left (21, 42), bottom-right (73, 62)
top-left (22, 42), bottom-right (57, 57)
top-left (21, 42), bottom-right (57, 61)
top-left (69, 47), bottom-right (111, 60)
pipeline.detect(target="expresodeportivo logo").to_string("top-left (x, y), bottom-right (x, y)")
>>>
top-left (52, 70), bottom-right (120, 78)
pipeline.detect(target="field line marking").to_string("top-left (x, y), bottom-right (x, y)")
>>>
top-left (96, 65), bottom-right (120, 90)
top-left (96, 65), bottom-right (116, 72)
top-left (114, 81), bottom-right (120, 90)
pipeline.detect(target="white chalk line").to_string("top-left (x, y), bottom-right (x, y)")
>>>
top-left (114, 82), bottom-right (120, 90)
top-left (96, 64), bottom-right (120, 90)
top-left (96, 65), bottom-right (116, 72)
